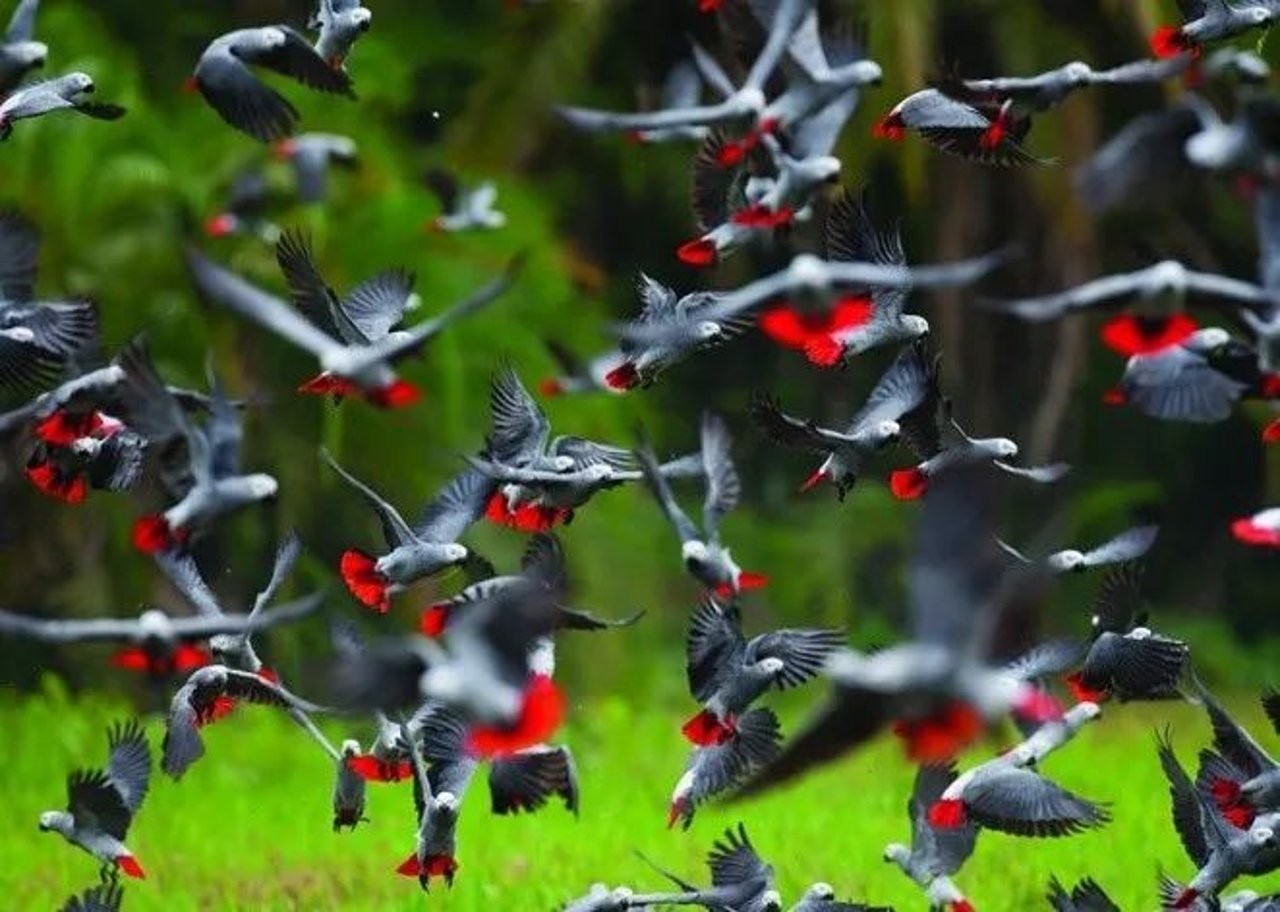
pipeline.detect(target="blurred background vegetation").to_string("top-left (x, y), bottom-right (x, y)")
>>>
top-left (1, 0), bottom-right (1278, 707)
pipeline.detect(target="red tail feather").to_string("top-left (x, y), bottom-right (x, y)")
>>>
top-left (952, 902), bottom-right (975, 912)
top-left (681, 709), bottom-right (736, 746)
top-left (396, 853), bottom-right (422, 877)
top-left (604, 362), bottom-right (639, 391)
top-left (1173, 888), bottom-right (1200, 909)
top-left (1065, 671), bottom-right (1110, 705)
top-left (34, 410), bottom-right (104, 446)
top-left (538, 377), bottom-right (564, 397)
top-left (667, 798), bottom-right (688, 829)
top-left (25, 461), bottom-right (87, 504)
top-left (1150, 26), bottom-right (1194, 60)
top-left (1232, 518), bottom-right (1280, 548)
top-left (131, 514), bottom-right (177, 554)
top-left (872, 115), bottom-right (905, 141)
top-left (182, 75), bottom-right (199, 93)
top-left (927, 798), bottom-right (968, 828)
top-left (889, 467), bottom-right (929, 501)
top-left (339, 549), bottom-right (391, 613)
top-left (172, 644), bottom-right (212, 673)
top-left (419, 604), bottom-right (450, 638)
top-left (736, 571), bottom-right (768, 591)
top-left (512, 502), bottom-right (570, 532)
top-left (257, 667), bottom-right (280, 684)
top-left (203, 213), bottom-right (237, 238)
top-left (1100, 312), bottom-right (1197, 357)
top-left (698, 0), bottom-right (723, 11)
top-left (1101, 387), bottom-right (1127, 406)
top-left (892, 702), bottom-right (983, 762)
top-left (367, 380), bottom-right (421, 409)
top-left (677, 238), bottom-right (718, 267)
top-left (467, 674), bottom-right (566, 757)
top-left (798, 468), bottom-right (829, 493)
top-left (116, 855), bottom-right (145, 879)
top-left (1260, 374), bottom-right (1280, 399)
top-left (1013, 687), bottom-right (1064, 724)
top-left (716, 141), bottom-right (745, 167)
top-left (297, 373), bottom-right (359, 400)
top-left (730, 205), bottom-right (794, 229)
top-left (802, 335), bottom-right (844, 367)
top-left (110, 648), bottom-right (153, 674)
top-left (348, 754), bottom-right (412, 782)
top-left (978, 118), bottom-right (1006, 151)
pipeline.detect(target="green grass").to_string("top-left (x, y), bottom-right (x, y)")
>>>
top-left (3, 683), bottom-right (1279, 910)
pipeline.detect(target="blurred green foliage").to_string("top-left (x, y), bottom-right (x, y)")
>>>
top-left (1, 0), bottom-right (1279, 704)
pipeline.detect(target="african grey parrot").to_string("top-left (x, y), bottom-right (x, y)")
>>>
top-left (1192, 679), bottom-right (1280, 828)
top-left (424, 168), bottom-right (507, 232)
top-left (637, 411), bottom-right (765, 596)
top-left (39, 721), bottom-right (151, 881)
top-left (331, 737), bottom-right (369, 831)
top-left (1046, 876), bottom-right (1119, 911)
top-left (152, 531), bottom-right (319, 673)
top-left (187, 247), bottom-right (519, 408)
top-left (537, 338), bottom-right (630, 397)
top-left (886, 391), bottom-right (1069, 501)
top-left (1066, 562), bottom-right (1190, 704)
top-left (562, 884), bottom-right (643, 911)
top-left (681, 597), bottom-right (843, 746)
top-left (309, 0), bottom-right (371, 69)
top-left (873, 88), bottom-right (1047, 167)
top-left (420, 532), bottom-right (642, 638)
top-left (734, 464), bottom-right (1076, 797)
top-left (629, 60), bottom-right (709, 144)
top-left (615, 249), bottom-right (1008, 368)
top-left (0, 596), bottom-right (317, 678)
top-left (750, 339), bottom-right (939, 499)
top-left (630, 822), bottom-right (782, 911)
top-left (274, 230), bottom-right (430, 400)
top-left (273, 132), bottom-right (359, 203)
top-left (997, 523), bottom-right (1159, 574)
top-left (187, 26), bottom-right (354, 143)
top-left (324, 449), bottom-right (492, 613)
top-left (1157, 729), bottom-right (1280, 908)
top-left (601, 275), bottom-right (743, 389)
top-left (0, 0), bottom-right (43, 96)
top-left (884, 762), bottom-right (978, 912)
top-left (397, 707), bottom-right (462, 891)
top-left (1234, 508), bottom-right (1280, 549)
top-left (926, 702), bottom-right (1109, 838)
top-left (204, 168), bottom-right (283, 241)
top-left (1149, 1), bottom-right (1275, 58)
top-left (920, 55), bottom-right (1190, 164)
top-left (0, 72), bottom-right (125, 139)
top-left (162, 664), bottom-right (328, 780)
top-left (120, 355), bottom-right (277, 555)
top-left (668, 706), bottom-right (781, 829)
top-left (0, 210), bottom-right (100, 392)
top-left (789, 883), bottom-right (891, 911)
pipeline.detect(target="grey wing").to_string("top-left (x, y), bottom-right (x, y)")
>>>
top-left (487, 744), bottom-right (578, 815)
top-left (1194, 677), bottom-right (1277, 778)
top-left (555, 97), bottom-right (749, 133)
top-left (989, 269), bottom-right (1149, 321)
top-left (683, 707), bottom-right (781, 810)
top-left (1081, 525), bottom-right (1159, 568)
top-left (340, 268), bottom-right (415, 341)
top-left (321, 447), bottom-right (416, 548)
top-left (706, 822), bottom-right (772, 888)
top-left (161, 683), bottom-right (204, 779)
top-left (1091, 56), bottom-right (1192, 85)
top-left (742, 0), bottom-right (808, 91)
top-left (788, 78), bottom-right (862, 159)
top-left (961, 765), bottom-right (1111, 837)
top-left (552, 436), bottom-right (636, 471)
top-left (165, 597), bottom-right (318, 640)
top-left (1081, 632), bottom-right (1188, 698)
top-left (58, 883), bottom-right (123, 912)
top-left (0, 209), bottom-right (38, 300)
top-left (84, 431), bottom-right (148, 493)
top-left (824, 189), bottom-right (904, 268)
top-left (686, 598), bottom-right (746, 702)
top-left (746, 627), bottom-right (846, 690)
top-left (663, 59), bottom-right (703, 108)
top-left (636, 273), bottom-right (680, 323)
top-left (414, 465), bottom-right (493, 543)
top-left (992, 460), bottom-right (1071, 483)
top-left (195, 45), bottom-right (299, 143)
top-left (202, 368), bottom-right (244, 480)
top-left (747, 392), bottom-right (854, 453)
top-left (186, 248), bottom-right (340, 358)
top-left (290, 144), bottom-right (329, 203)
top-left (378, 255), bottom-right (520, 356)
top-left (1073, 106), bottom-right (1200, 215)
top-left (486, 363), bottom-right (549, 462)
top-left (1005, 638), bottom-right (1086, 682)
top-left (154, 551), bottom-right (225, 617)
top-left (849, 341), bottom-right (934, 434)
top-left (1089, 562), bottom-right (1144, 633)
top-left (0, 330), bottom-right (72, 390)
top-left (0, 610), bottom-right (141, 642)
top-left (105, 719), bottom-right (151, 815)
top-left (274, 229), bottom-right (353, 342)
top-left (1156, 728), bottom-right (1213, 865)
top-left (223, 666), bottom-right (326, 713)
top-left (1065, 878), bottom-right (1121, 912)
top-left (0, 300), bottom-right (99, 355)
top-left (910, 762), bottom-right (977, 875)
top-left (1122, 347), bottom-right (1247, 423)
top-left (253, 25), bottom-right (353, 96)
top-left (700, 411), bottom-right (740, 539)
top-left (636, 439), bottom-right (701, 543)
top-left (1184, 270), bottom-right (1278, 311)
top-left (4, 0), bottom-right (38, 43)
top-left (251, 531), bottom-right (303, 616)
top-left (65, 768), bottom-right (133, 840)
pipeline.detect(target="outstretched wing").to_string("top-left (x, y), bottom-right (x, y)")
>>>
top-left (686, 598), bottom-right (746, 702)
